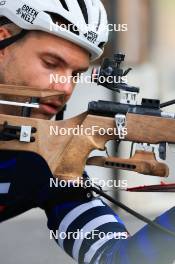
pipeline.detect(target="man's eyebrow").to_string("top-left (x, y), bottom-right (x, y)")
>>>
top-left (42, 52), bottom-right (89, 72)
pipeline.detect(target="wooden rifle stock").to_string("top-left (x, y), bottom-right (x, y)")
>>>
top-left (0, 111), bottom-right (175, 181)
top-left (87, 151), bottom-right (169, 177)
top-left (0, 84), bottom-right (65, 98)
top-left (0, 113), bottom-right (116, 180)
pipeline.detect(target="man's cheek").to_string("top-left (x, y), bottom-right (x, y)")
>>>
top-left (27, 76), bottom-right (51, 89)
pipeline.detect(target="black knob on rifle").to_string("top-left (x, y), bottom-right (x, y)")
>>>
top-left (159, 142), bottom-right (166, 160)
top-left (114, 53), bottom-right (125, 65)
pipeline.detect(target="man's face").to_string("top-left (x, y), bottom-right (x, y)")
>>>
top-left (0, 29), bottom-right (90, 119)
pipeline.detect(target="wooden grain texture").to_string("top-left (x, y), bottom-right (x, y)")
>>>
top-left (0, 84), bottom-right (65, 98)
top-left (126, 113), bottom-right (175, 143)
top-left (0, 113), bottom-right (88, 179)
top-left (87, 151), bottom-right (169, 177)
top-left (54, 114), bottom-right (116, 180)
top-left (0, 112), bottom-right (174, 181)
top-left (0, 113), bottom-right (116, 180)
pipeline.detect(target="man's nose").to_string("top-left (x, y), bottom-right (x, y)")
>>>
top-left (51, 73), bottom-right (74, 97)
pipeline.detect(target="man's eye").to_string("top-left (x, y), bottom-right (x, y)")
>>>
top-left (43, 60), bottom-right (57, 68)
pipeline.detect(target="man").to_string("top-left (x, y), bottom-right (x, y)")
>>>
top-left (0, 1), bottom-right (175, 264)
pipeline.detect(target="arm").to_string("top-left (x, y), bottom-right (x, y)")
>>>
top-left (46, 197), bottom-right (175, 264)
top-left (1, 150), bottom-right (175, 264)
top-left (45, 196), bottom-right (128, 264)
top-left (2, 167), bottom-right (175, 264)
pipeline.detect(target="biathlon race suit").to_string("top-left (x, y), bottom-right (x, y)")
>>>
top-left (0, 150), bottom-right (175, 264)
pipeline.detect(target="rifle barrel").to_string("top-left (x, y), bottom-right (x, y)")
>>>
top-left (88, 100), bottom-right (161, 117)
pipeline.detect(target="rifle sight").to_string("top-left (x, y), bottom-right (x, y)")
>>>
top-left (91, 53), bottom-right (139, 94)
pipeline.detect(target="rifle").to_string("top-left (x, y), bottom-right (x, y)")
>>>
top-left (0, 54), bottom-right (174, 181)
top-left (0, 55), bottom-right (175, 236)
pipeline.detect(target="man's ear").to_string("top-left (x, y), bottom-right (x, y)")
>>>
top-left (0, 27), bottom-right (11, 57)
